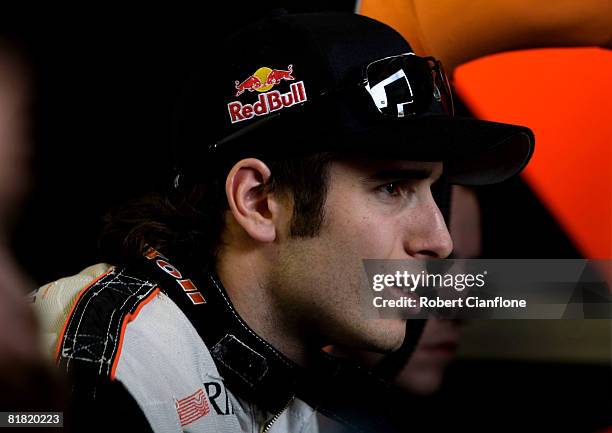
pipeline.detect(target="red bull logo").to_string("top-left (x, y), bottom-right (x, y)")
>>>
top-left (234, 65), bottom-right (294, 96)
top-left (228, 65), bottom-right (307, 124)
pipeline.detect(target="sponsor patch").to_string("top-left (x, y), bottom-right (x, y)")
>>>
top-left (143, 246), bottom-right (206, 305)
top-left (228, 65), bottom-right (307, 124)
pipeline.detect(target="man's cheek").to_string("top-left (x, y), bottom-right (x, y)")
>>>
top-left (353, 217), bottom-right (397, 257)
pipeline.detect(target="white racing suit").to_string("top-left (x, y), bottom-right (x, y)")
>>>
top-left (34, 247), bottom-right (412, 433)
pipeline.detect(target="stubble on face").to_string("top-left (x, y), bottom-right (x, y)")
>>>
top-left (267, 159), bottom-right (413, 355)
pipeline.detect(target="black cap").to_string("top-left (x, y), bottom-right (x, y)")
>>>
top-left (174, 12), bottom-right (534, 185)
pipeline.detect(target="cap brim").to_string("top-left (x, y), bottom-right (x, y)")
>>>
top-left (213, 107), bottom-right (534, 186)
top-left (329, 114), bottom-right (535, 185)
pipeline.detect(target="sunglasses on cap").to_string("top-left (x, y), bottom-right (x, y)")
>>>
top-left (333, 52), bottom-right (454, 118)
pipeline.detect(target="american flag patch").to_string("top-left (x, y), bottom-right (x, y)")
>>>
top-left (176, 388), bottom-right (210, 427)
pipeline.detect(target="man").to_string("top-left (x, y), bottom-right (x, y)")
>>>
top-left (332, 184), bottom-right (480, 398)
top-left (34, 12), bottom-right (534, 433)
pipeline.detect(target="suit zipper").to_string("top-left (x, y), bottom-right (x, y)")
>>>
top-left (259, 396), bottom-right (295, 433)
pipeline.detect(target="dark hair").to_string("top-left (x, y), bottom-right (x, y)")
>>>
top-left (100, 152), bottom-right (336, 269)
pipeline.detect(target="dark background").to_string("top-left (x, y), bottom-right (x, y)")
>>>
top-left (3, 4), bottom-right (608, 432)
top-left (9, 6), bottom-right (582, 285)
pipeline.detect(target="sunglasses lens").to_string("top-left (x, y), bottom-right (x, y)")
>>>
top-left (364, 55), bottom-right (454, 118)
top-left (365, 55), bottom-right (432, 117)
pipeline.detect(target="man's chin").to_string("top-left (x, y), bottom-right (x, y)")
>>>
top-left (363, 318), bottom-right (406, 353)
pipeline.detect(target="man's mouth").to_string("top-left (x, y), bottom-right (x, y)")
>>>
top-left (386, 285), bottom-right (421, 315)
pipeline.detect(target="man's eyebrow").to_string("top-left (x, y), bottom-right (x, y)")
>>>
top-left (363, 168), bottom-right (441, 182)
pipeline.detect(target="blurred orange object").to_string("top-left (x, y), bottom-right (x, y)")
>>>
top-left (454, 48), bottom-right (612, 259)
top-left (360, 1), bottom-right (612, 260)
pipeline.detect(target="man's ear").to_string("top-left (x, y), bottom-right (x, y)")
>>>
top-left (225, 158), bottom-right (286, 243)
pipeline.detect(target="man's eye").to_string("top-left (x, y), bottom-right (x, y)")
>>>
top-left (378, 181), bottom-right (410, 197)
top-left (382, 182), bottom-right (400, 196)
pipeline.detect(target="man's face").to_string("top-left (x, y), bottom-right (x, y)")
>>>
top-left (269, 158), bottom-right (453, 353)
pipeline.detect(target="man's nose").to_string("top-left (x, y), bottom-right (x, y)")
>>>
top-left (404, 194), bottom-right (454, 259)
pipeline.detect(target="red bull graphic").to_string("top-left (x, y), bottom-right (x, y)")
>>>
top-left (234, 75), bottom-right (263, 97)
top-left (228, 64), bottom-right (307, 124)
top-left (265, 65), bottom-right (294, 85)
top-left (234, 65), bottom-right (295, 96)
top-left (228, 81), bottom-right (307, 123)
